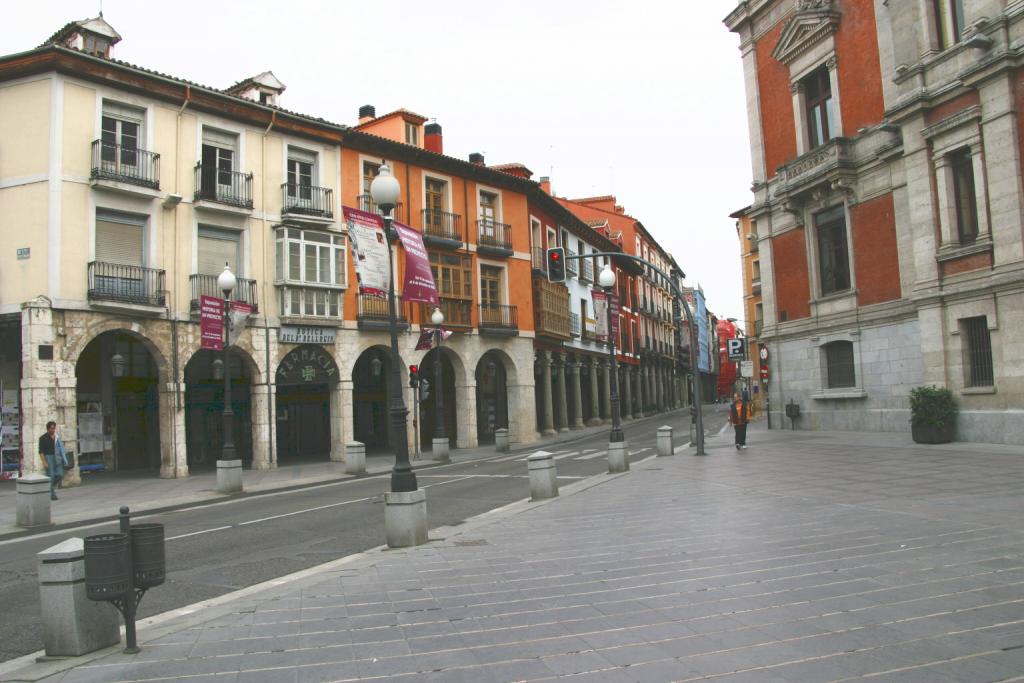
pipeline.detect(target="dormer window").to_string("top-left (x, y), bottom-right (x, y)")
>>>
top-left (405, 122), bottom-right (419, 146)
top-left (82, 33), bottom-right (110, 57)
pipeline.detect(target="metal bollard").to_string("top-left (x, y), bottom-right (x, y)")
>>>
top-left (39, 538), bottom-right (120, 656)
top-left (17, 474), bottom-right (52, 528)
top-left (345, 441), bottom-right (366, 474)
top-left (495, 428), bottom-right (510, 453)
top-left (527, 451), bottom-right (558, 500)
top-left (657, 426), bottom-right (674, 456)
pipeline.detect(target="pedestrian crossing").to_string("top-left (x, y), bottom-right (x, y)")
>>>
top-left (490, 447), bottom-right (652, 463)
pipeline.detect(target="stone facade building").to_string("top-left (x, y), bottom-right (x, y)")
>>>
top-left (725, 0), bottom-right (1024, 444)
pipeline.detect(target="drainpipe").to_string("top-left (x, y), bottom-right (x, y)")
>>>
top-left (168, 85), bottom-right (191, 475)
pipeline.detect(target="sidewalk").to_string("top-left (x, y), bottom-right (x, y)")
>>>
top-left (3, 421), bottom-right (1022, 682)
top-left (0, 409), bottom-right (692, 538)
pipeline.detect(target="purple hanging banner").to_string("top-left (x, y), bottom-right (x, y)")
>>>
top-left (200, 295), bottom-right (224, 351)
top-left (394, 222), bottom-right (440, 306)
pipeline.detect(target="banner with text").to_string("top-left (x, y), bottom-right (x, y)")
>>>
top-left (394, 222), bottom-right (439, 306)
top-left (228, 301), bottom-right (254, 346)
top-left (344, 207), bottom-right (390, 297)
top-left (200, 295), bottom-right (224, 351)
top-left (696, 288), bottom-right (710, 373)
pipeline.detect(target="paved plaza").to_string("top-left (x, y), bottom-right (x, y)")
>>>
top-left (3, 421), bottom-right (1023, 682)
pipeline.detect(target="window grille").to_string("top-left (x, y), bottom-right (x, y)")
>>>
top-left (962, 317), bottom-right (993, 387)
top-left (824, 341), bottom-right (855, 389)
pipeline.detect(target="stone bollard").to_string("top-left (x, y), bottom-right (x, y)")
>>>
top-left (17, 474), bottom-right (52, 528)
top-left (527, 451), bottom-right (558, 500)
top-left (494, 428), bottom-right (510, 453)
top-left (657, 426), bottom-right (674, 456)
top-left (432, 437), bottom-right (450, 463)
top-left (345, 442), bottom-right (366, 474)
top-left (38, 538), bottom-right (120, 656)
top-left (216, 459), bottom-right (243, 494)
top-left (385, 489), bottom-right (428, 548)
top-left (607, 441), bottom-right (630, 473)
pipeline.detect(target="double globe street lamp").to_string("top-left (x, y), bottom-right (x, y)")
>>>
top-left (369, 165), bottom-right (418, 495)
top-left (598, 264), bottom-right (624, 445)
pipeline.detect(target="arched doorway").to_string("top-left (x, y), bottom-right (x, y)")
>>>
top-left (353, 346), bottom-right (402, 453)
top-left (419, 347), bottom-right (456, 451)
top-left (184, 349), bottom-right (253, 470)
top-left (275, 345), bottom-right (339, 462)
top-left (75, 331), bottom-right (161, 472)
top-left (475, 351), bottom-right (509, 445)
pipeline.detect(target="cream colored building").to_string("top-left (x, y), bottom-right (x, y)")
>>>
top-left (0, 17), bottom-right (544, 480)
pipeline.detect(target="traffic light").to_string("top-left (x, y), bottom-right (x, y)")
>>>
top-left (408, 364), bottom-right (419, 388)
top-left (546, 247), bottom-right (566, 283)
top-left (419, 378), bottom-right (431, 401)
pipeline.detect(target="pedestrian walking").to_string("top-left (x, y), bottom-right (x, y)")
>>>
top-left (729, 392), bottom-right (750, 450)
top-left (38, 420), bottom-right (67, 500)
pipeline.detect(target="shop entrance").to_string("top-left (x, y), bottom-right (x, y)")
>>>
top-left (475, 351), bottom-right (509, 445)
top-left (75, 331), bottom-right (161, 473)
top-left (275, 345), bottom-right (338, 463)
top-left (184, 349), bottom-right (253, 470)
top-left (352, 346), bottom-right (396, 453)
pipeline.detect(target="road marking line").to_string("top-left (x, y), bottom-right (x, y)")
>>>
top-left (166, 525), bottom-right (233, 541)
top-left (554, 452), bottom-right (578, 460)
top-left (576, 451), bottom-right (608, 460)
top-left (239, 496), bottom-right (377, 526)
top-left (629, 448), bottom-right (651, 456)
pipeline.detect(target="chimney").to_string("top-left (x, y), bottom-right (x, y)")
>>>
top-left (358, 104), bottom-right (376, 125)
top-left (425, 122), bottom-right (443, 154)
top-left (469, 152), bottom-right (485, 166)
top-left (539, 176), bottom-right (551, 195)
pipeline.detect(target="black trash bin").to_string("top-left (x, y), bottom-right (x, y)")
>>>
top-left (130, 523), bottom-right (166, 589)
top-left (84, 533), bottom-right (132, 601)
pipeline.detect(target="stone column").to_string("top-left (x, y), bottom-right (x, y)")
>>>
top-left (600, 358), bottom-right (612, 423)
top-left (553, 353), bottom-right (569, 433)
top-left (636, 364), bottom-right (646, 417)
top-left (539, 352), bottom-right (556, 436)
top-left (622, 366), bottom-right (633, 420)
top-left (653, 364), bottom-right (661, 412)
top-left (250, 382), bottom-right (275, 470)
top-left (20, 298), bottom-right (59, 477)
top-left (339, 378), bottom-right (354, 448)
top-left (330, 381), bottom-right (344, 462)
top-left (159, 383), bottom-right (187, 478)
top-left (456, 379), bottom-right (478, 448)
top-left (647, 365), bottom-right (655, 413)
top-left (569, 361), bottom-right (584, 429)
top-left (587, 357), bottom-right (601, 426)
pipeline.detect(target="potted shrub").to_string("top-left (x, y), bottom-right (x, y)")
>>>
top-left (909, 385), bottom-right (957, 444)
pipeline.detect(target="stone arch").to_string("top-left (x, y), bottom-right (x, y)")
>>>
top-left (418, 344), bottom-right (463, 451)
top-left (351, 344), bottom-right (403, 453)
top-left (65, 320), bottom-right (170, 384)
top-left (274, 344), bottom-right (341, 463)
top-left (474, 350), bottom-right (513, 445)
top-left (183, 346), bottom-right (257, 470)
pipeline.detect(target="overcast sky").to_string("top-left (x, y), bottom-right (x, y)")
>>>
top-left (4, 1), bottom-right (752, 321)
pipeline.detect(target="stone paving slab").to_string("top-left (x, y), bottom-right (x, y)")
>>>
top-left (5, 422), bottom-right (1024, 682)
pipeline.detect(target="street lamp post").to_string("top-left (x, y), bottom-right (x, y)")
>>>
top-left (430, 307), bottom-right (449, 462)
top-left (370, 165), bottom-right (417, 493)
top-left (216, 263), bottom-right (242, 493)
top-left (599, 264), bottom-right (624, 443)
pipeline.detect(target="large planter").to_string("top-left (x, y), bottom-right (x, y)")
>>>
top-left (911, 422), bottom-right (954, 444)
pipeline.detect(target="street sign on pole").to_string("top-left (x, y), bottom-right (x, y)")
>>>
top-left (726, 337), bottom-right (746, 361)
top-left (740, 360), bottom-right (754, 378)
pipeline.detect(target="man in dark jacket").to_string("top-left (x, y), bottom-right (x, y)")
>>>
top-left (729, 392), bottom-right (750, 450)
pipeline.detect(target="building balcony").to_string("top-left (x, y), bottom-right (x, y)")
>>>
top-left (751, 278), bottom-right (761, 295)
top-left (88, 261), bottom-right (165, 308)
top-left (533, 278), bottom-right (570, 340)
top-left (564, 248), bottom-right (579, 277)
top-left (194, 163), bottom-right (253, 209)
top-left (427, 298), bottom-right (473, 328)
top-left (582, 321), bottom-right (597, 342)
top-left (569, 311), bottom-right (581, 337)
top-left (90, 140), bottom-right (160, 190)
top-left (580, 259), bottom-right (594, 283)
top-left (357, 194), bottom-right (405, 223)
top-left (531, 247), bottom-right (548, 276)
top-left (358, 293), bottom-right (409, 330)
top-left (421, 209), bottom-right (463, 248)
top-left (479, 304), bottom-right (518, 336)
top-left (189, 274), bottom-right (259, 313)
top-left (281, 183), bottom-right (334, 220)
top-left (477, 218), bottom-right (513, 256)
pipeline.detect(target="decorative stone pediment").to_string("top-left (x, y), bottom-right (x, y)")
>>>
top-left (771, 0), bottom-right (841, 66)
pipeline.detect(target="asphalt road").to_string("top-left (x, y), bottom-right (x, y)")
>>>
top-left (0, 411), bottom-right (725, 663)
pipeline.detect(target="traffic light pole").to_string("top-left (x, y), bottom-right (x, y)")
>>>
top-left (548, 250), bottom-right (705, 455)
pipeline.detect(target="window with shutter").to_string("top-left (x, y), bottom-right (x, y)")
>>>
top-left (198, 226), bottom-right (240, 276)
top-left (96, 212), bottom-right (144, 266)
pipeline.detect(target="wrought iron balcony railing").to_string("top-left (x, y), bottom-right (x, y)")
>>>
top-left (194, 163), bottom-right (253, 208)
top-left (189, 274), bottom-right (259, 313)
top-left (281, 183), bottom-right (333, 218)
top-left (88, 261), bottom-right (165, 307)
top-left (357, 195), bottom-right (405, 223)
top-left (569, 311), bottom-right (581, 337)
top-left (479, 304), bottom-right (518, 330)
top-left (358, 293), bottom-right (409, 323)
top-left (564, 248), bottom-right (579, 276)
top-left (426, 298), bottom-right (473, 327)
top-left (421, 208), bottom-right (463, 242)
top-left (477, 218), bottom-right (512, 251)
top-left (91, 140), bottom-right (160, 189)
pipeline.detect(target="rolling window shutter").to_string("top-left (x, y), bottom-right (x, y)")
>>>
top-left (96, 216), bottom-right (143, 266)
top-left (202, 127), bottom-right (237, 150)
top-left (198, 229), bottom-right (239, 276)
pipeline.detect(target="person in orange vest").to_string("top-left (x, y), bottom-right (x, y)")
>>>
top-left (729, 392), bottom-right (750, 450)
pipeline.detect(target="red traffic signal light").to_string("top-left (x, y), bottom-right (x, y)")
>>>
top-left (408, 364), bottom-right (419, 388)
top-left (546, 247), bottom-right (566, 283)
top-left (409, 364), bottom-right (418, 374)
